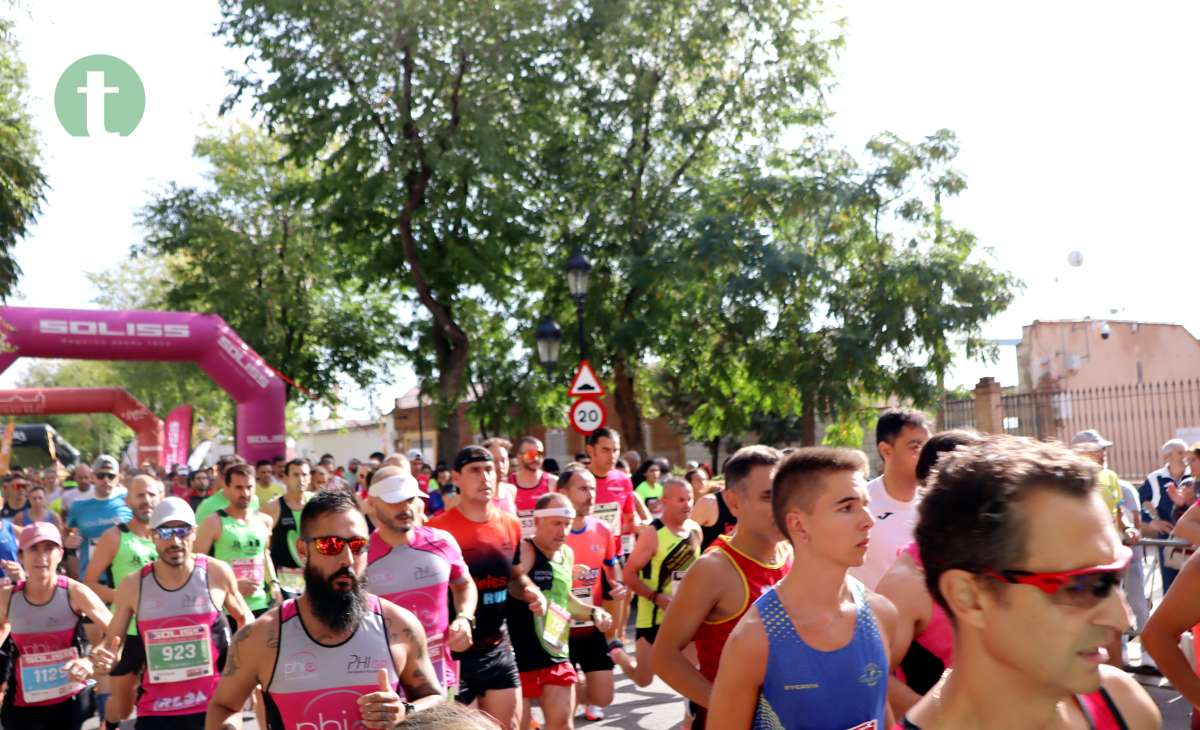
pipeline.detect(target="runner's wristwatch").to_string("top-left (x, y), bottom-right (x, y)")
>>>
top-left (458, 613), bottom-right (476, 629)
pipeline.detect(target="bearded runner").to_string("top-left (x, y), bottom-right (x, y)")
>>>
top-left (204, 489), bottom-right (444, 730)
top-left (93, 497), bottom-right (253, 730)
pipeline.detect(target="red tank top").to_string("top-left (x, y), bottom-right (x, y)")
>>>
top-left (694, 535), bottom-right (791, 682)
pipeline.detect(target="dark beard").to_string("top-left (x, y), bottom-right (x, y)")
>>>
top-left (304, 563), bottom-right (366, 633)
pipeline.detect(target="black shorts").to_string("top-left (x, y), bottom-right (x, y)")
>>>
top-left (635, 626), bottom-right (659, 645)
top-left (569, 629), bottom-right (614, 674)
top-left (0, 690), bottom-right (88, 730)
top-left (110, 633), bottom-right (145, 677)
top-left (136, 712), bottom-right (206, 730)
top-left (454, 643), bottom-right (520, 706)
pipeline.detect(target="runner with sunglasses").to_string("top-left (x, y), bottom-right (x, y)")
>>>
top-left (92, 497), bottom-right (253, 730)
top-left (206, 488), bottom-right (444, 729)
top-left (365, 465), bottom-right (477, 695)
top-left (64, 454), bottom-right (130, 723)
top-left (900, 436), bottom-right (1158, 729)
top-left (82, 475), bottom-right (163, 730)
top-left (510, 436), bottom-right (558, 538)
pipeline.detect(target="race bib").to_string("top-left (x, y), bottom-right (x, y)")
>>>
top-left (145, 625), bottom-right (213, 684)
top-left (518, 509), bottom-right (535, 539)
top-left (570, 586), bottom-right (594, 628)
top-left (278, 567), bottom-right (305, 594)
top-left (592, 502), bottom-right (621, 533)
top-left (231, 558), bottom-right (264, 585)
top-left (18, 647), bottom-right (83, 704)
top-left (541, 602), bottom-right (571, 653)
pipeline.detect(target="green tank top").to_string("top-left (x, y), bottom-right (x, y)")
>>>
top-left (213, 509), bottom-right (271, 611)
top-left (507, 539), bottom-right (574, 665)
top-left (112, 524), bottom-right (157, 635)
top-left (636, 519), bottom-right (700, 629)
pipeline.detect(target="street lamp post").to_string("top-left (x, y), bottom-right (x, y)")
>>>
top-left (565, 249), bottom-right (592, 360)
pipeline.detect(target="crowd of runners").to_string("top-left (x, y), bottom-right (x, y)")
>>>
top-left (3, 411), bottom-right (1200, 728)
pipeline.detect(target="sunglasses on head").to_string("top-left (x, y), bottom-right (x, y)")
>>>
top-left (980, 547), bottom-right (1132, 609)
top-left (95, 473), bottom-right (116, 481)
top-left (155, 526), bottom-right (193, 541)
top-left (305, 535), bottom-right (368, 556)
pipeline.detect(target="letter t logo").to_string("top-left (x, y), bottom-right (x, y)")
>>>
top-left (77, 70), bottom-right (119, 137)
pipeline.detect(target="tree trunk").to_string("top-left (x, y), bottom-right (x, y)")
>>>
top-left (612, 356), bottom-right (647, 455)
top-left (431, 322), bottom-right (471, 467)
top-left (800, 392), bottom-right (817, 446)
top-left (708, 437), bottom-right (721, 476)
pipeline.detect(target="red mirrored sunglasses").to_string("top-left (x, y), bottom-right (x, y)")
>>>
top-left (981, 547), bottom-right (1132, 608)
top-left (305, 535), bottom-right (368, 556)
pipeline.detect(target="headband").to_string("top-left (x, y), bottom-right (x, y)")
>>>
top-left (534, 507), bottom-right (576, 519)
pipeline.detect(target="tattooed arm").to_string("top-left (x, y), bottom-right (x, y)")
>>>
top-left (382, 599), bottom-right (444, 709)
top-left (205, 611), bottom-right (276, 730)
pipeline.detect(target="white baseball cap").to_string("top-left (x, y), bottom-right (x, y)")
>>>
top-left (406, 448), bottom-right (424, 462)
top-left (369, 473), bottom-right (427, 504)
top-left (150, 497), bottom-right (197, 529)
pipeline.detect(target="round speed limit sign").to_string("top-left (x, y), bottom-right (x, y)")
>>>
top-left (569, 398), bottom-right (607, 436)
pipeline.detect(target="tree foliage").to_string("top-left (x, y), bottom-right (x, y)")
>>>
top-left (218, 0), bottom-right (568, 462)
top-left (0, 12), bottom-right (45, 297)
top-left (134, 123), bottom-right (398, 406)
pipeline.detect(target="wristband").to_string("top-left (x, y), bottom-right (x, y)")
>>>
top-left (458, 614), bottom-right (476, 629)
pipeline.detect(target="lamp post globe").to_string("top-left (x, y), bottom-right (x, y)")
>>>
top-left (566, 250), bottom-right (592, 303)
top-left (535, 316), bottom-right (563, 370)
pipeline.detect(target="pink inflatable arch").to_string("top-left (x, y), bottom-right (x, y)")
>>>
top-left (0, 307), bottom-right (286, 463)
top-left (0, 387), bottom-right (164, 464)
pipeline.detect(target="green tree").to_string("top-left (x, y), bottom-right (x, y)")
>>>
top-left (218, 0), bottom-right (569, 462)
top-left (135, 123), bottom-right (398, 406)
top-left (653, 131), bottom-right (1019, 448)
top-left (0, 11), bottom-right (46, 297)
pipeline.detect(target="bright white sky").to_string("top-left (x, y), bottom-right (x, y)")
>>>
top-left (5, 0), bottom-right (1198, 417)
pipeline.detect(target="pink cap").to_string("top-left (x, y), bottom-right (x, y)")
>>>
top-left (18, 522), bottom-right (62, 551)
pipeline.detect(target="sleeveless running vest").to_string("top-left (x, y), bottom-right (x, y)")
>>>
top-left (6, 575), bottom-right (86, 707)
top-left (265, 595), bottom-right (400, 730)
top-left (507, 539), bottom-right (574, 671)
top-left (509, 471), bottom-right (552, 512)
top-left (269, 495), bottom-right (307, 596)
top-left (753, 580), bottom-right (888, 730)
top-left (213, 509), bottom-right (270, 611)
top-left (365, 527), bottom-right (466, 688)
top-left (135, 556), bottom-right (228, 716)
top-left (700, 490), bottom-right (737, 550)
top-left (896, 687), bottom-right (1128, 730)
top-left (636, 519), bottom-right (701, 629)
top-left (111, 524), bottom-right (157, 635)
top-left (694, 536), bottom-right (791, 682)
top-left (19, 506), bottom-right (53, 525)
top-left (897, 542), bottom-right (954, 695)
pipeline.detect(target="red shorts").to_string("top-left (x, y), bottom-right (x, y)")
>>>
top-left (519, 661), bottom-right (577, 698)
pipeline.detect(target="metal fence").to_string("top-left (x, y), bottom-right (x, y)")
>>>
top-left (942, 379), bottom-right (1200, 481)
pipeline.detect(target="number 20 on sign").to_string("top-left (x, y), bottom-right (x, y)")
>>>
top-left (569, 398), bottom-right (606, 436)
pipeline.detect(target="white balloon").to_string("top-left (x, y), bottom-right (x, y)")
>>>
top-left (1067, 250), bottom-right (1084, 267)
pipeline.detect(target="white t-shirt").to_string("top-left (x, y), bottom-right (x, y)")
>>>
top-left (849, 475), bottom-right (920, 590)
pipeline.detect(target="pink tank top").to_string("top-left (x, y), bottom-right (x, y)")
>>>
top-left (265, 595), bottom-right (400, 729)
top-left (509, 471), bottom-right (552, 513)
top-left (490, 485), bottom-right (518, 515)
top-left (365, 527), bottom-right (467, 687)
top-left (135, 555), bottom-right (226, 716)
top-left (902, 543), bottom-right (954, 666)
top-left (7, 575), bottom-right (86, 707)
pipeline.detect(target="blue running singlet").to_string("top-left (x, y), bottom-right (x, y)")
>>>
top-left (753, 579), bottom-right (888, 730)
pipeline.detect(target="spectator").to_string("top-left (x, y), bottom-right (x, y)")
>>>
top-left (1140, 437), bottom-right (1191, 592)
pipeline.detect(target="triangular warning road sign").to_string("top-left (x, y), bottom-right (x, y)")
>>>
top-left (568, 360), bottom-right (606, 398)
